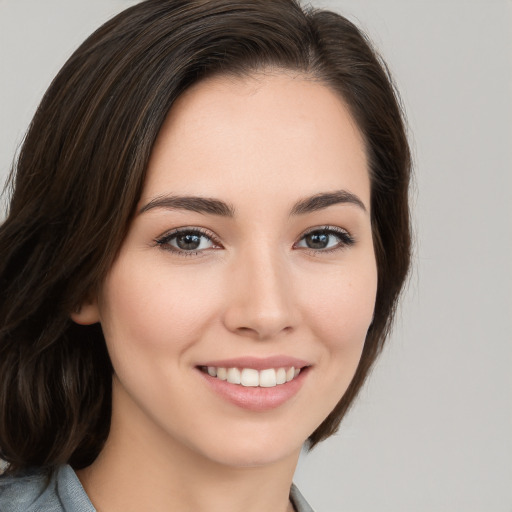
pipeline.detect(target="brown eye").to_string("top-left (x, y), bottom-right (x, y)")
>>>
top-left (175, 233), bottom-right (203, 250)
top-left (295, 227), bottom-right (354, 252)
top-left (156, 228), bottom-right (218, 253)
top-left (303, 232), bottom-right (331, 249)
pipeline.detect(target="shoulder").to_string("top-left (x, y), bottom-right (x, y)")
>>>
top-left (0, 465), bottom-right (95, 512)
top-left (0, 468), bottom-right (55, 512)
top-left (290, 483), bottom-right (316, 512)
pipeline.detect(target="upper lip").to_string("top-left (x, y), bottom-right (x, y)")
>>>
top-left (198, 356), bottom-right (311, 371)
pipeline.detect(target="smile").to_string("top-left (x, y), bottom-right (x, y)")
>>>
top-left (199, 366), bottom-right (301, 387)
top-left (197, 356), bottom-right (310, 411)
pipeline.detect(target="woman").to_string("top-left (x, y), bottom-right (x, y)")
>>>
top-left (0, 0), bottom-right (411, 510)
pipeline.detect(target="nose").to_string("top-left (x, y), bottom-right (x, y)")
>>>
top-left (222, 247), bottom-right (299, 340)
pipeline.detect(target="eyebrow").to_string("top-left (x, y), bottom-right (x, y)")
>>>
top-left (139, 195), bottom-right (235, 216)
top-left (290, 190), bottom-right (367, 215)
top-left (139, 190), bottom-right (367, 217)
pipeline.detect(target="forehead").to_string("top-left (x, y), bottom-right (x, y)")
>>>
top-left (142, 72), bottom-right (369, 210)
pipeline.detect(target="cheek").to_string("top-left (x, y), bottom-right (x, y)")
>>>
top-left (289, 258), bottom-right (377, 434)
top-left (98, 258), bottom-right (224, 358)
top-left (298, 260), bottom-right (377, 356)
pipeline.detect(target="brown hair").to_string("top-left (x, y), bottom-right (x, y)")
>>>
top-left (0, 0), bottom-right (411, 473)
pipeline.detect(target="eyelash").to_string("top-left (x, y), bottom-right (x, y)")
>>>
top-left (155, 226), bottom-right (355, 257)
top-left (155, 227), bottom-right (222, 257)
top-left (296, 226), bottom-right (355, 254)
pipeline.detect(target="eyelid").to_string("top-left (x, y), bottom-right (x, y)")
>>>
top-left (294, 225), bottom-right (355, 253)
top-left (154, 225), bottom-right (354, 257)
top-left (299, 225), bottom-right (352, 238)
top-left (155, 226), bottom-right (223, 255)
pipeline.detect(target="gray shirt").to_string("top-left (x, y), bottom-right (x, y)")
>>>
top-left (0, 465), bottom-right (314, 511)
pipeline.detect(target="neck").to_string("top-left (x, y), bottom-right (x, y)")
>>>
top-left (77, 381), bottom-right (300, 512)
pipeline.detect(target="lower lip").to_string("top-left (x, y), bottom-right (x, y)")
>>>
top-left (197, 367), bottom-right (309, 412)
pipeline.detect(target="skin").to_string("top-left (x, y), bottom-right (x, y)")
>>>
top-left (73, 71), bottom-right (377, 512)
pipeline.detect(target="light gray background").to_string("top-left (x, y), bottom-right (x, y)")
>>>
top-left (1, 1), bottom-right (511, 511)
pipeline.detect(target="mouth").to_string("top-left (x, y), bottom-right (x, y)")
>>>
top-left (196, 357), bottom-right (311, 411)
top-left (198, 365), bottom-right (302, 388)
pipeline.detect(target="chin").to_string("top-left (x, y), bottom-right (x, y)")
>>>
top-left (200, 438), bottom-right (302, 469)
top-left (174, 420), bottom-right (307, 469)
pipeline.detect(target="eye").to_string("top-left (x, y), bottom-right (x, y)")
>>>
top-left (295, 227), bottom-right (354, 252)
top-left (156, 228), bottom-right (221, 254)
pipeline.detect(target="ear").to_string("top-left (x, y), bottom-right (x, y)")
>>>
top-left (71, 296), bottom-right (100, 325)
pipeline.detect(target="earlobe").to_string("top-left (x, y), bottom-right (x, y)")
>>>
top-left (71, 298), bottom-right (100, 325)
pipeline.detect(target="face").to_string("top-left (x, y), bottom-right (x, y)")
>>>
top-left (80, 72), bottom-right (377, 469)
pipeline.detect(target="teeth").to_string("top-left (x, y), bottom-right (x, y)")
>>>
top-left (259, 369), bottom-right (277, 387)
top-left (204, 365), bottom-right (303, 387)
top-left (241, 368), bottom-right (259, 387)
top-left (227, 367), bottom-right (241, 384)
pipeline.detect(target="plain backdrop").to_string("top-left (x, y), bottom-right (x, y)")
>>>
top-left (1, 1), bottom-right (511, 511)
